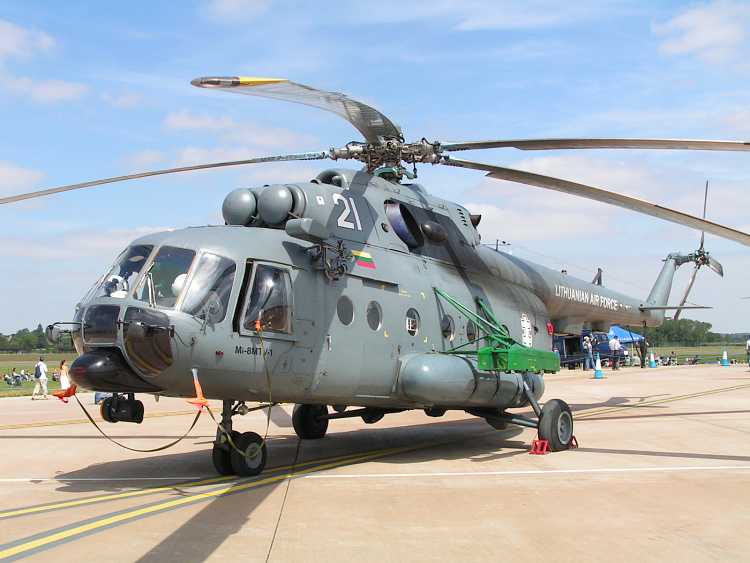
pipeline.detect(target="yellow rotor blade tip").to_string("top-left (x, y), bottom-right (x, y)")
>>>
top-left (237, 76), bottom-right (288, 86)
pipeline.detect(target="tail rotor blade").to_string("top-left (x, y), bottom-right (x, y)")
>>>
top-left (708, 255), bottom-right (724, 277)
top-left (0, 151), bottom-right (330, 205)
top-left (698, 180), bottom-right (709, 250)
top-left (702, 180), bottom-right (709, 219)
top-left (673, 263), bottom-right (701, 321)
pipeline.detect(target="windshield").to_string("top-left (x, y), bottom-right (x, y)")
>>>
top-left (135, 246), bottom-right (196, 308)
top-left (82, 244), bottom-right (154, 302)
top-left (181, 253), bottom-right (236, 323)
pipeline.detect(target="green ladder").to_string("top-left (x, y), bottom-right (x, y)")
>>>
top-left (434, 287), bottom-right (560, 374)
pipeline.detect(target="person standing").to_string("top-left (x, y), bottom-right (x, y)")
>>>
top-left (583, 336), bottom-right (594, 371)
top-left (32, 357), bottom-right (48, 400)
top-left (746, 336), bottom-right (750, 367)
top-left (59, 359), bottom-right (70, 391)
top-left (609, 336), bottom-right (622, 370)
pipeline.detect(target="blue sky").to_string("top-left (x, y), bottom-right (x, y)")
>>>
top-left (1, 0), bottom-right (749, 333)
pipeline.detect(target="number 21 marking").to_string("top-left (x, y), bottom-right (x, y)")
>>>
top-left (333, 194), bottom-right (362, 231)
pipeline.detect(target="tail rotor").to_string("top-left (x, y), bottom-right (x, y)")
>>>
top-left (673, 180), bottom-right (724, 320)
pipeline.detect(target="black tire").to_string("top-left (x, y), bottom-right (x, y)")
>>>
top-left (292, 404), bottom-right (329, 439)
top-left (485, 417), bottom-right (508, 430)
top-left (230, 432), bottom-right (267, 477)
top-left (212, 431), bottom-right (240, 475)
top-left (100, 397), bottom-right (117, 423)
top-left (212, 445), bottom-right (233, 475)
top-left (361, 410), bottom-right (385, 424)
top-left (538, 399), bottom-right (574, 451)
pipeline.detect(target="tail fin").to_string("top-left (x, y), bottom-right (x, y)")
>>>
top-left (645, 253), bottom-right (691, 307)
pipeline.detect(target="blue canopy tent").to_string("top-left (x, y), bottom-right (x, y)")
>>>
top-left (608, 325), bottom-right (644, 344)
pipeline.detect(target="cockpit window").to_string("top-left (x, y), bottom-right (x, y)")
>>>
top-left (134, 246), bottom-right (196, 309)
top-left (82, 244), bottom-right (153, 302)
top-left (242, 265), bottom-right (292, 334)
top-left (181, 253), bottom-right (236, 323)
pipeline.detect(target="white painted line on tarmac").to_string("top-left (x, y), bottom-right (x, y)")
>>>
top-left (0, 477), bottom-right (207, 482)
top-left (304, 465), bottom-right (750, 479)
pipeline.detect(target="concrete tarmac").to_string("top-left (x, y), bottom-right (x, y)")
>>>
top-left (0, 364), bottom-right (749, 562)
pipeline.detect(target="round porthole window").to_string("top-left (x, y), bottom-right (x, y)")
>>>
top-left (441, 315), bottom-right (455, 341)
top-left (366, 301), bottom-right (382, 331)
top-left (466, 320), bottom-right (477, 342)
top-left (337, 296), bottom-right (354, 326)
top-left (405, 308), bottom-right (420, 336)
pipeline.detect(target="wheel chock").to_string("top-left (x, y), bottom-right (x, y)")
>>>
top-left (570, 435), bottom-right (579, 449)
top-left (529, 439), bottom-right (549, 455)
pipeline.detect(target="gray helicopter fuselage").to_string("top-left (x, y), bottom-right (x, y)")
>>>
top-left (70, 169), bottom-right (669, 411)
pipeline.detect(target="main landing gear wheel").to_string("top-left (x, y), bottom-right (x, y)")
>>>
top-left (230, 431), bottom-right (267, 476)
top-left (292, 404), bottom-right (329, 439)
top-left (538, 399), bottom-right (574, 451)
top-left (212, 430), bottom-right (240, 475)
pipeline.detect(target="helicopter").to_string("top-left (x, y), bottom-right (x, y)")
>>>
top-left (4, 75), bottom-right (750, 477)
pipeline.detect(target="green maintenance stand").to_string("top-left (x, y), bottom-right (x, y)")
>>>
top-left (434, 288), bottom-right (560, 374)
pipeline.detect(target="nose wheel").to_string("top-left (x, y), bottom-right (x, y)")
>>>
top-left (211, 400), bottom-right (268, 476)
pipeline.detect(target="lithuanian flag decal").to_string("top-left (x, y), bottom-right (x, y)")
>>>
top-left (352, 250), bottom-right (376, 270)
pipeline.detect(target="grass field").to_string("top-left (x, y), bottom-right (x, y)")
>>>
top-left (650, 345), bottom-right (746, 363)
top-left (0, 353), bottom-right (77, 397)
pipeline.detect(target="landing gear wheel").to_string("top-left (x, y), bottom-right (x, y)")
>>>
top-left (212, 430), bottom-right (240, 475)
top-left (361, 410), bottom-right (384, 424)
top-left (230, 431), bottom-right (267, 476)
top-left (538, 399), bottom-right (574, 451)
top-left (100, 397), bottom-right (116, 423)
top-left (292, 404), bottom-right (329, 439)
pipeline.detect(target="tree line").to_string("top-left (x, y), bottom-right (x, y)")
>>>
top-left (1, 318), bottom-right (746, 352)
top-left (640, 318), bottom-right (748, 347)
top-left (0, 325), bottom-right (74, 353)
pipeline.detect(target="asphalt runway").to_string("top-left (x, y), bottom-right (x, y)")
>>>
top-left (0, 364), bottom-right (749, 562)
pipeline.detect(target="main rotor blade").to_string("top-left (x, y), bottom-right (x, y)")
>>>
top-left (442, 157), bottom-right (750, 247)
top-left (0, 151), bottom-right (329, 205)
top-left (708, 255), bottom-right (724, 277)
top-left (441, 138), bottom-right (750, 153)
top-left (192, 76), bottom-right (402, 145)
top-left (673, 263), bottom-right (701, 321)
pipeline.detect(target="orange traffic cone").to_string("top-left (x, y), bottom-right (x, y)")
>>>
top-left (187, 368), bottom-right (209, 408)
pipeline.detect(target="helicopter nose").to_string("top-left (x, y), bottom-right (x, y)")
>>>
top-left (70, 349), bottom-right (163, 393)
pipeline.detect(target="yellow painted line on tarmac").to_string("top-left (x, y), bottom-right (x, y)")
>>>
top-left (0, 441), bottom-right (435, 560)
top-left (575, 382), bottom-right (750, 420)
top-left (0, 445), bottom-right (406, 520)
top-left (0, 409), bottom-right (198, 431)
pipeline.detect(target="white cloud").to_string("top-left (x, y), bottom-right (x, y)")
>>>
top-left (6, 76), bottom-right (88, 103)
top-left (101, 92), bottom-right (142, 109)
top-left (164, 110), bottom-right (317, 150)
top-left (203, 0), bottom-right (271, 22)
top-left (174, 146), bottom-right (252, 167)
top-left (0, 19), bottom-right (54, 61)
top-left (654, 1), bottom-right (750, 63)
top-left (341, 1), bottom-right (619, 30)
top-left (0, 161), bottom-right (44, 196)
top-left (0, 20), bottom-right (87, 104)
top-left (722, 108), bottom-right (750, 133)
top-left (0, 226), bottom-right (172, 260)
top-left (164, 110), bottom-right (234, 131)
top-left (124, 150), bottom-right (166, 170)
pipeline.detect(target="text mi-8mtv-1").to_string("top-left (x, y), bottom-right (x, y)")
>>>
top-left (4, 76), bottom-right (749, 475)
